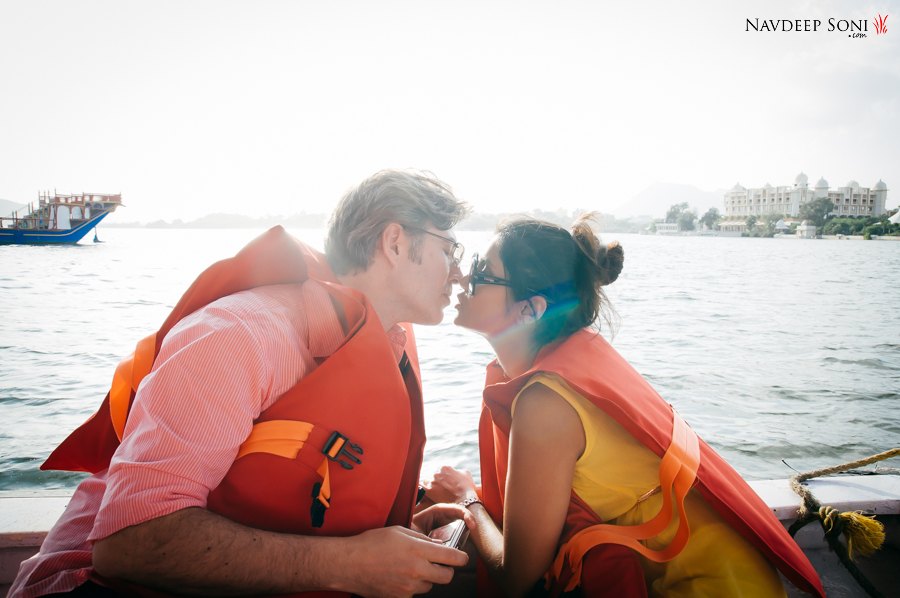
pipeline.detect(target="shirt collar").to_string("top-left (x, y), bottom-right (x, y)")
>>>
top-left (386, 324), bottom-right (408, 363)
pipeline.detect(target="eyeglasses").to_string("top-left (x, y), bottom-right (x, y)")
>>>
top-left (467, 253), bottom-right (518, 296)
top-left (468, 253), bottom-right (543, 297)
top-left (405, 226), bottom-right (465, 266)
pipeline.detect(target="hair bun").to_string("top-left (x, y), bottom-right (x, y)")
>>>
top-left (599, 241), bottom-right (624, 286)
top-left (570, 213), bottom-right (624, 287)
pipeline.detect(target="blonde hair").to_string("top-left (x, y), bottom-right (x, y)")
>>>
top-left (325, 170), bottom-right (470, 274)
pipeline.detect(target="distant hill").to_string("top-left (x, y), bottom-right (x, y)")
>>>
top-left (107, 212), bottom-right (328, 229)
top-left (0, 198), bottom-right (27, 217)
top-left (107, 209), bottom-right (652, 233)
top-left (459, 210), bottom-right (650, 233)
top-left (612, 182), bottom-right (724, 219)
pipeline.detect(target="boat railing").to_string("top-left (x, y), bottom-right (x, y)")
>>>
top-left (37, 191), bottom-right (122, 204)
top-left (1, 215), bottom-right (48, 230)
top-left (2, 193), bottom-right (122, 229)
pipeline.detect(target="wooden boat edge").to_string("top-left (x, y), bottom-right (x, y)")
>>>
top-left (1, 476), bottom-right (897, 595)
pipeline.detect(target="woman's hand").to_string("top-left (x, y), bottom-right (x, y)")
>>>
top-left (428, 466), bottom-right (478, 504)
top-left (411, 502), bottom-right (474, 535)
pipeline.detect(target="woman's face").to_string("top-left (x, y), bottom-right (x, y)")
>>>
top-left (453, 238), bottom-right (520, 337)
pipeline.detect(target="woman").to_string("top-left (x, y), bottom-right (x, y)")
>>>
top-left (429, 216), bottom-right (824, 597)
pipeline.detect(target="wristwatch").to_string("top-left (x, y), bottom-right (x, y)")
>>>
top-left (459, 495), bottom-right (483, 509)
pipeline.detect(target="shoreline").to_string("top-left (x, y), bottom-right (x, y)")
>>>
top-left (646, 232), bottom-right (900, 241)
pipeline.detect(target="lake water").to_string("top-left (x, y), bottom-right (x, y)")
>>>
top-left (1, 228), bottom-right (899, 491)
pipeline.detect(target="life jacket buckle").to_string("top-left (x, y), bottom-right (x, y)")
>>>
top-left (323, 430), bottom-right (363, 470)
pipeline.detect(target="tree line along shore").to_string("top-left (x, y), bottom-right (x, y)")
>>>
top-left (91, 201), bottom-right (900, 239)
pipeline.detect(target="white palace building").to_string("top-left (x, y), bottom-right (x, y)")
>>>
top-left (719, 173), bottom-right (888, 233)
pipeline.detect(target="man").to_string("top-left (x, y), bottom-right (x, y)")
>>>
top-left (11, 170), bottom-right (472, 597)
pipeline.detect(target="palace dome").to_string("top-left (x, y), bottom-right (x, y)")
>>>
top-left (795, 172), bottom-right (808, 185)
top-left (815, 177), bottom-right (829, 188)
top-left (874, 179), bottom-right (887, 190)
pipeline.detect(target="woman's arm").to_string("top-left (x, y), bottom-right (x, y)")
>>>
top-left (501, 382), bottom-right (585, 596)
top-left (429, 468), bottom-right (506, 569)
top-left (431, 382), bottom-right (584, 597)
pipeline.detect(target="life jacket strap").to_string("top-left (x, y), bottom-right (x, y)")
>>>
top-left (548, 410), bottom-right (701, 593)
top-left (236, 420), bottom-right (316, 459)
top-left (236, 420), bottom-right (365, 529)
top-left (310, 459), bottom-right (332, 527)
top-left (109, 332), bottom-right (158, 441)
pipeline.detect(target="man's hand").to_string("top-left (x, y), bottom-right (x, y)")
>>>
top-left (340, 525), bottom-right (469, 597)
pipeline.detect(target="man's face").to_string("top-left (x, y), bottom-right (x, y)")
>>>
top-left (395, 226), bottom-right (464, 325)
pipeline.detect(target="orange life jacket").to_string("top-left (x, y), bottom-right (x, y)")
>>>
top-left (42, 226), bottom-right (426, 597)
top-left (206, 275), bottom-right (426, 537)
top-left (477, 329), bottom-right (825, 597)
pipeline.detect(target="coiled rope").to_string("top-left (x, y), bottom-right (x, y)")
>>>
top-left (787, 448), bottom-right (900, 598)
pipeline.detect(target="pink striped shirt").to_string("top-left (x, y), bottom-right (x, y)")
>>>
top-left (10, 281), bottom-right (407, 597)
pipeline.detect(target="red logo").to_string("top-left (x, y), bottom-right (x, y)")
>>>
top-left (873, 13), bottom-right (888, 34)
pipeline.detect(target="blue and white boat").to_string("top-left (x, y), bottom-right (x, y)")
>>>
top-left (0, 191), bottom-right (123, 245)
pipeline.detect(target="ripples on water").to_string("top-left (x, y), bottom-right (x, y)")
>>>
top-left (1, 229), bottom-right (899, 491)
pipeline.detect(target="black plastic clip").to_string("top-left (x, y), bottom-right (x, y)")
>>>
top-left (322, 430), bottom-right (363, 470)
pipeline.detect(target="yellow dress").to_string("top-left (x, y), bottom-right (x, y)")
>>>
top-left (514, 374), bottom-right (786, 597)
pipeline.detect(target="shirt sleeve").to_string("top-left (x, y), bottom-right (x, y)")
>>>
top-left (89, 303), bottom-right (279, 541)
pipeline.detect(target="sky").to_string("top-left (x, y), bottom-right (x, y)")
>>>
top-left (1, 0), bottom-right (898, 223)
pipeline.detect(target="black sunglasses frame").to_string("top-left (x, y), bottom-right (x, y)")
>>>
top-left (468, 253), bottom-right (531, 296)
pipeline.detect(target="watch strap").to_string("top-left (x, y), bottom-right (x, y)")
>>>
top-left (459, 495), bottom-right (483, 509)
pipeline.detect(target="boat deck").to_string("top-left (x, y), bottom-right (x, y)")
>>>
top-left (1, 476), bottom-right (898, 596)
top-left (0, 492), bottom-right (71, 597)
top-left (759, 474), bottom-right (900, 597)
top-left (786, 513), bottom-right (899, 597)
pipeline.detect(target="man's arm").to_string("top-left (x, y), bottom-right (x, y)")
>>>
top-left (93, 507), bottom-right (468, 597)
top-left (92, 293), bottom-right (466, 596)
